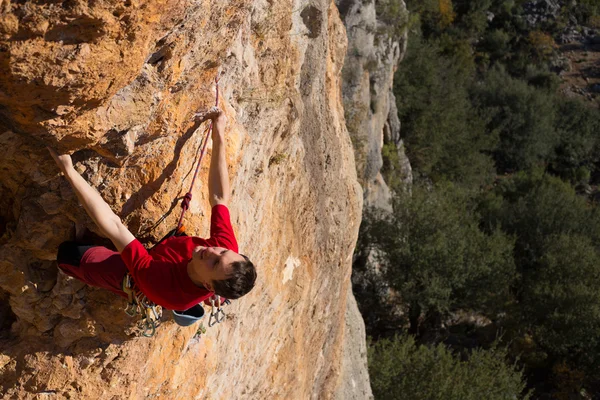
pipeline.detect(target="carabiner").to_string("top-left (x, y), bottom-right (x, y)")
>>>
top-left (209, 306), bottom-right (226, 327)
top-left (124, 303), bottom-right (137, 317)
top-left (151, 305), bottom-right (162, 321)
top-left (215, 307), bottom-right (226, 323)
top-left (209, 309), bottom-right (222, 326)
top-left (140, 318), bottom-right (156, 338)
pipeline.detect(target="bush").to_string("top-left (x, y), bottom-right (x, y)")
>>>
top-left (367, 184), bottom-right (515, 333)
top-left (525, 234), bottom-right (600, 361)
top-left (479, 172), bottom-right (600, 262)
top-left (471, 65), bottom-right (559, 172)
top-left (394, 33), bottom-right (496, 186)
top-left (479, 29), bottom-right (512, 63)
top-left (452, 0), bottom-right (494, 36)
top-left (375, 0), bottom-right (409, 39)
top-left (567, 0), bottom-right (600, 26)
top-left (528, 31), bottom-right (556, 60)
top-left (478, 172), bottom-right (600, 388)
top-left (550, 98), bottom-right (600, 183)
top-left (369, 334), bottom-right (531, 400)
top-left (405, 0), bottom-right (455, 35)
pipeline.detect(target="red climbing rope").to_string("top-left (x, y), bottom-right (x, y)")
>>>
top-left (177, 75), bottom-right (220, 231)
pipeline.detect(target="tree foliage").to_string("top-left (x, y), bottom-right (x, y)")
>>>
top-left (478, 173), bottom-right (600, 374)
top-left (375, 0), bottom-right (409, 39)
top-left (362, 0), bottom-right (600, 396)
top-left (369, 334), bottom-right (530, 400)
top-left (366, 184), bottom-right (515, 332)
top-left (566, 0), bottom-right (600, 26)
top-left (551, 98), bottom-right (600, 183)
top-left (526, 234), bottom-right (600, 361)
top-left (471, 65), bottom-right (559, 173)
top-left (394, 32), bottom-right (496, 186)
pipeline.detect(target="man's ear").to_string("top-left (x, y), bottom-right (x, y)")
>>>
top-left (204, 282), bottom-right (214, 292)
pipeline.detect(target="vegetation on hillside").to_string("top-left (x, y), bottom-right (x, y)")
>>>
top-left (369, 335), bottom-right (530, 400)
top-left (359, 0), bottom-right (600, 398)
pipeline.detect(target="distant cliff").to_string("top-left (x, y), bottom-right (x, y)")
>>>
top-left (336, 0), bottom-right (412, 211)
top-left (0, 1), bottom-right (369, 398)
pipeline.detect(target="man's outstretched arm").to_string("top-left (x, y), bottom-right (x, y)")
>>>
top-left (206, 108), bottom-right (230, 207)
top-left (48, 148), bottom-right (135, 252)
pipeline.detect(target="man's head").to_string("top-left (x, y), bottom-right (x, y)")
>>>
top-left (191, 246), bottom-right (256, 299)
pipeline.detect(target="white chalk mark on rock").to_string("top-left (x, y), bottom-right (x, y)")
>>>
top-left (282, 256), bottom-right (300, 284)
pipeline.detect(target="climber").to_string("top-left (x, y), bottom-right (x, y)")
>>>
top-left (50, 107), bottom-right (257, 325)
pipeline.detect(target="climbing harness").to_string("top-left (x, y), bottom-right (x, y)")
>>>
top-left (122, 274), bottom-right (163, 337)
top-left (177, 75), bottom-right (220, 231)
top-left (121, 277), bottom-right (232, 337)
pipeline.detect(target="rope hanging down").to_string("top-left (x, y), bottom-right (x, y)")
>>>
top-left (177, 75), bottom-right (220, 231)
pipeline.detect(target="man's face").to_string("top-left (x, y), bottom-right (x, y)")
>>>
top-left (192, 246), bottom-right (245, 291)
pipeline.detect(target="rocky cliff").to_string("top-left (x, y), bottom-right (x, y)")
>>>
top-left (336, 0), bottom-right (412, 356)
top-left (0, 1), bottom-right (370, 398)
top-left (336, 0), bottom-right (412, 211)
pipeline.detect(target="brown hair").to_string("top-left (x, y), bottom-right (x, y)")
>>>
top-left (212, 254), bottom-right (257, 299)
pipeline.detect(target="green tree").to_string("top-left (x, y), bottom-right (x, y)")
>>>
top-left (566, 0), bottom-right (600, 26)
top-left (479, 29), bottom-right (512, 64)
top-left (550, 98), bottom-right (600, 183)
top-left (525, 234), bottom-right (600, 361)
top-left (366, 2), bottom-right (600, 396)
top-left (479, 172), bottom-right (600, 268)
top-left (367, 185), bottom-right (515, 334)
top-left (478, 172), bottom-right (600, 390)
top-left (394, 33), bottom-right (496, 186)
top-left (375, 0), bottom-right (409, 39)
top-left (405, 0), bottom-right (456, 36)
top-left (452, 0), bottom-right (494, 38)
top-left (369, 334), bottom-right (531, 400)
top-left (471, 66), bottom-right (559, 172)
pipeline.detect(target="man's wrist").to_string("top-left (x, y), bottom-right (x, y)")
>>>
top-left (63, 166), bottom-right (77, 179)
top-left (212, 131), bottom-right (226, 142)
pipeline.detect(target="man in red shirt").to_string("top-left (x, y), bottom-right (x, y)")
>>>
top-left (50, 107), bottom-right (256, 319)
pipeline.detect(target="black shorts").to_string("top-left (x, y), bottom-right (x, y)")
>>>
top-left (57, 241), bottom-right (98, 267)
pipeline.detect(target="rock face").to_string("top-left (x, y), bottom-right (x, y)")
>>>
top-left (522, 0), bottom-right (561, 27)
top-left (0, 1), bottom-right (369, 398)
top-left (337, 0), bottom-right (412, 346)
top-left (336, 0), bottom-right (412, 211)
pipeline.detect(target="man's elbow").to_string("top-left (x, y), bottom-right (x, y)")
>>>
top-left (210, 194), bottom-right (230, 207)
top-left (103, 215), bottom-right (124, 236)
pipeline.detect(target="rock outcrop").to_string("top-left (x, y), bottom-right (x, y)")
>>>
top-left (522, 0), bottom-right (561, 27)
top-left (337, 0), bottom-right (412, 346)
top-left (0, 1), bottom-right (369, 398)
top-left (336, 0), bottom-right (412, 211)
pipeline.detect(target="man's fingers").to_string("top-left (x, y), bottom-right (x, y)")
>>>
top-left (47, 147), bottom-right (62, 165)
top-left (47, 147), bottom-right (70, 161)
top-left (193, 106), bottom-right (222, 122)
top-left (47, 147), bottom-right (74, 173)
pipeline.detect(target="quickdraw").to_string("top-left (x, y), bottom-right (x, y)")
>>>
top-left (193, 296), bottom-right (231, 338)
top-left (208, 295), bottom-right (231, 327)
top-left (122, 274), bottom-right (163, 337)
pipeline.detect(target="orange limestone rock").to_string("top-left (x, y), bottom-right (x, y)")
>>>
top-left (0, 0), bottom-right (371, 399)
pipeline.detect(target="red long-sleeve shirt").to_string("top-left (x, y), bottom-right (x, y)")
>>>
top-left (120, 205), bottom-right (238, 310)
